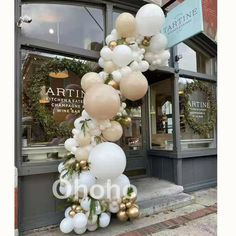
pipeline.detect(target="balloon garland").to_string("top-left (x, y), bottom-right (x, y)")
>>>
top-left (55, 4), bottom-right (169, 234)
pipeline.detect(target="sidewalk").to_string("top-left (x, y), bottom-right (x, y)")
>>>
top-left (23, 188), bottom-right (217, 236)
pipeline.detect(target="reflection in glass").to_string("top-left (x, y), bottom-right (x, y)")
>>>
top-left (178, 43), bottom-right (214, 75)
top-left (150, 79), bottom-right (173, 150)
top-left (22, 4), bottom-right (105, 51)
top-left (179, 77), bottom-right (216, 150)
top-left (21, 49), bottom-right (100, 162)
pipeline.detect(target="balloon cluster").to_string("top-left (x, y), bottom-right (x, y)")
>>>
top-left (55, 3), bottom-right (168, 234)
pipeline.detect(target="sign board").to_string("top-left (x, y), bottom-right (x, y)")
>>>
top-left (161, 0), bottom-right (204, 48)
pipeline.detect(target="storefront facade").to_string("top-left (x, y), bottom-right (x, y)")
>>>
top-left (15, 0), bottom-right (217, 232)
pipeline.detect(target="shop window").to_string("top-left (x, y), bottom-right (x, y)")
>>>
top-left (22, 4), bottom-right (105, 51)
top-left (178, 42), bottom-right (214, 75)
top-left (149, 79), bottom-right (173, 150)
top-left (21, 49), bottom-right (100, 162)
top-left (179, 77), bottom-right (216, 150)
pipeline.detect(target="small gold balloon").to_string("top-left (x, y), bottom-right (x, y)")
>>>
top-left (119, 203), bottom-right (126, 211)
top-left (71, 204), bottom-right (77, 211)
top-left (82, 166), bottom-right (89, 171)
top-left (122, 196), bottom-right (128, 203)
top-left (127, 206), bottom-right (140, 219)
top-left (108, 80), bottom-right (119, 90)
top-left (109, 41), bottom-right (117, 50)
top-left (129, 192), bottom-right (137, 202)
top-left (79, 160), bottom-right (87, 168)
top-left (117, 211), bottom-right (128, 222)
top-left (123, 117), bottom-right (132, 127)
top-left (75, 162), bottom-right (80, 170)
top-left (142, 37), bottom-right (151, 47)
top-left (75, 205), bottom-right (82, 213)
top-left (125, 201), bottom-right (132, 209)
top-left (69, 210), bottom-right (76, 217)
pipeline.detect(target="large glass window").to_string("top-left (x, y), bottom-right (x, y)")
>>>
top-left (149, 79), bottom-right (173, 150)
top-left (179, 77), bottom-right (216, 150)
top-left (22, 4), bottom-right (105, 51)
top-left (178, 42), bottom-right (214, 75)
top-left (21, 49), bottom-right (100, 162)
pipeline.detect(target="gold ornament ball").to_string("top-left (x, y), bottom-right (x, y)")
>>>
top-left (71, 204), bottom-right (77, 211)
top-left (109, 41), bottom-right (117, 50)
top-left (75, 162), bottom-right (80, 169)
top-left (122, 196), bottom-right (128, 203)
top-left (123, 117), bottom-right (132, 127)
top-left (117, 211), bottom-right (129, 222)
top-left (142, 39), bottom-right (150, 47)
top-left (126, 206), bottom-right (140, 219)
top-left (82, 166), bottom-right (89, 171)
top-left (69, 210), bottom-right (76, 217)
top-left (79, 160), bottom-right (87, 168)
top-left (119, 203), bottom-right (126, 211)
top-left (108, 80), bottom-right (119, 90)
top-left (125, 201), bottom-right (132, 209)
top-left (75, 206), bottom-right (83, 213)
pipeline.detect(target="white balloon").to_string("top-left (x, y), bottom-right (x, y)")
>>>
top-left (105, 34), bottom-right (116, 45)
top-left (88, 142), bottom-right (126, 180)
top-left (77, 171), bottom-right (96, 192)
top-left (144, 52), bottom-right (155, 63)
top-left (75, 132), bottom-right (91, 147)
top-left (65, 207), bottom-right (72, 218)
top-left (139, 60), bottom-right (149, 72)
top-left (98, 57), bottom-right (104, 68)
top-left (99, 213), bottom-right (111, 228)
top-left (112, 174), bottom-right (130, 198)
top-left (112, 45), bottom-right (133, 67)
top-left (111, 29), bottom-right (119, 38)
top-left (58, 162), bottom-right (64, 173)
top-left (81, 110), bottom-right (90, 119)
top-left (80, 197), bottom-right (91, 211)
top-left (87, 224), bottom-right (98, 231)
top-left (74, 226), bottom-right (87, 235)
top-left (159, 50), bottom-right (170, 62)
top-left (64, 138), bottom-right (77, 152)
top-left (111, 70), bottom-right (122, 83)
top-left (74, 117), bottom-right (85, 130)
top-left (130, 61), bottom-right (139, 71)
top-left (73, 213), bottom-right (88, 229)
top-left (60, 218), bottom-right (74, 233)
top-left (100, 46), bottom-right (113, 61)
top-left (136, 4), bottom-right (165, 36)
top-left (98, 71), bottom-right (108, 81)
top-left (109, 202), bottom-right (119, 213)
top-left (149, 33), bottom-right (167, 53)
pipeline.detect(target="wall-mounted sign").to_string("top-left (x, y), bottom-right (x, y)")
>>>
top-left (161, 0), bottom-right (204, 48)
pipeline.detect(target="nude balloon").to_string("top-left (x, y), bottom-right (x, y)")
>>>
top-left (115, 13), bottom-right (137, 38)
top-left (102, 121), bottom-right (123, 142)
top-left (119, 71), bottom-right (148, 101)
top-left (81, 72), bottom-right (103, 92)
top-left (83, 84), bottom-right (120, 120)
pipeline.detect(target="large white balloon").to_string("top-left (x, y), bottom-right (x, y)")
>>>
top-left (73, 213), bottom-right (88, 229)
top-left (60, 218), bottom-right (74, 234)
top-left (112, 45), bottom-right (133, 67)
top-left (100, 46), bottom-right (113, 61)
top-left (74, 226), bottom-right (87, 235)
top-left (77, 171), bottom-right (96, 193)
top-left (99, 213), bottom-right (111, 228)
top-left (136, 4), bottom-right (165, 36)
top-left (88, 142), bottom-right (126, 180)
top-left (80, 197), bottom-right (91, 211)
top-left (149, 33), bottom-right (167, 53)
top-left (64, 138), bottom-right (77, 152)
top-left (112, 174), bottom-right (130, 198)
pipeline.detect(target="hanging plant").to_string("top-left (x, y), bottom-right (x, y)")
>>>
top-left (24, 57), bottom-right (91, 141)
top-left (182, 80), bottom-right (216, 136)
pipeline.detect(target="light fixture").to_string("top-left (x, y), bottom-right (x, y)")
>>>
top-left (150, 105), bottom-right (156, 115)
top-left (179, 90), bottom-right (184, 95)
top-left (49, 70), bottom-right (69, 79)
top-left (49, 28), bottom-right (54, 34)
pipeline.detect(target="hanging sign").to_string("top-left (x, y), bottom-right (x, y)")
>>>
top-left (161, 0), bottom-right (204, 48)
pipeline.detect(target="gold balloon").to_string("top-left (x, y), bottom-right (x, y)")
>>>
top-left (82, 166), bottom-right (89, 171)
top-left (129, 192), bottom-right (137, 202)
top-left (126, 206), bottom-right (140, 219)
top-left (119, 203), bottom-right (126, 211)
top-left (69, 210), bottom-right (76, 217)
top-left (108, 80), bottom-right (119, 90)
top-left (115, 13), bottom-right (137, 38)
top-left (102, 121), bottom-right (123, 142)
top-left (120, 71), bottom-right (148, 101)
top-left (71, 204), bottom-right (77, 211)
top-left (109, 41), bottom-right (117, 50)
top-left (75, 162), bottom-right (80, 171)
top-left (125, 201), bottom-right (132, 209)
top-left (79, 160), bottom-right (87, 168)
top-left (117, 211), bottom-right (129, 222)
top-left (75, 205), bottom-right (83, 213)
top-left (84, 84), bottom-right (121, 120)
top-left (81, 72), bottom-right (103, 92)
top-left (122, 196), bottom-right (128, 203)
top-left (104, 61), bottom-right (118, 74)
top-left (123, 117), bottom-right (132, 127)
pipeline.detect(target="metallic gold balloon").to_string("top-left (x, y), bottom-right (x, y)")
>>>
top-left (129, 192), bottom-right (137, 202)
top-left (126, 206), bottom-right (140, 219)
top-left (71, 204), bottom-right (77, 211)
top-left (125, 201), bottom-right (132, 209)
top-left (69, 210), bottom-right (76, 217)
top-left (117, 210), bottom-right (129, 222)
top-left (109, 41), bottom-right (117, 50)
top-left (123, 117), bottom-right (132, 127)
top-left (108, 80), bottom-right (119, 90)
top-left (75, 205), bottom-right (83, 213)
top-left (122, 196), bottom-right (128, 203)
top-left (79, 160), bottom-right (87, 168)
top-left (75, 162), bottom-right (80, 170)
top-left (82, 166), bottom-right (89, 171)
top-left (119, 203), bottom-right (126, 211)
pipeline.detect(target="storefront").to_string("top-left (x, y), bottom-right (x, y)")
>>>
top-left (15, 0), bottom-right (217, 232)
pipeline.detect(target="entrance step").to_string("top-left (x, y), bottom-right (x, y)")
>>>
top-left (131, 177), bottom-right (195, 216)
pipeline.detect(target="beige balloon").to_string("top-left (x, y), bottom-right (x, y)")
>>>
top-left (84, 84), bottom-right (121, 120)
top-left (75, 132), bottom-right (91, 147)
top-left (75, 147), bottom-right (89, 161)
top-left (102, 121), bottom-right (123, 142)
top-left (119, 71), bottom-right (148, 101)
top-left (115, 13), bottom-right (137, 38)
top-left (81, 72), bottom-right (103, 92)
top-left (104, 61), bottom-right (118, 74)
